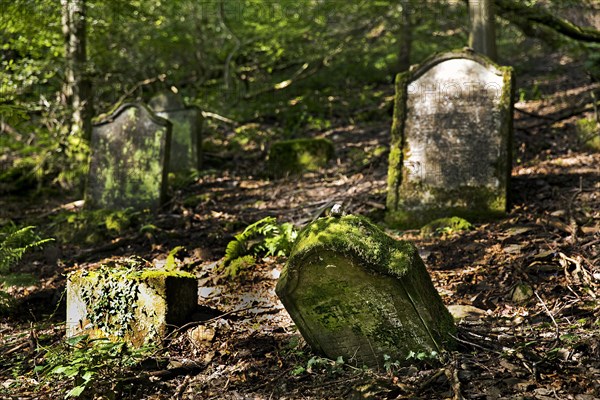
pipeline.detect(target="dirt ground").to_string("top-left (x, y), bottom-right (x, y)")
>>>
top-left (0, 58), bottom-right (599, 399)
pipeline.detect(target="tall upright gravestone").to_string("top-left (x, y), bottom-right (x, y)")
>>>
top-left (148, 92), bottom-right (203, 172)
top-left (86, 103), bottom-right (171, 211)
top-left (386, 50), bottom-right (514, 228)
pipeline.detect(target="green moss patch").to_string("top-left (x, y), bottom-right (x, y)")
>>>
top-left (420, 216), bottom-right (473, 237)
top-left (266, 138), bottom-right (334, 177)
top-left (289, 215), bottom-right (416, 278)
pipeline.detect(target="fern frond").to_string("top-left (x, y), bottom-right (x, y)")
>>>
top-left (222, 217), bottom-right (297, 267)
top-left (0, 225), bottom-right (53, 274)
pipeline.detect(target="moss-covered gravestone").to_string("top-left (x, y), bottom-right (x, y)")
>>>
top-left (148, 91), bottom-right (203, 172)
top-left (66, 264), bottom-right (198, 346)
top-left (386, 50), bottom-right (514, 228)
top-left (276, 215), bottom-right (455, 368)
top-left (87, 103), bottom-right (171, 210)
top-left (266, 138), bottom-right (334, 177)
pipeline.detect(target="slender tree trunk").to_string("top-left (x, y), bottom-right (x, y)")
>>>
top-left (62, 0), bottom-right (93, 141)
top-left (398, 2), bottom-right (412, 72)
top-left (468, 0), bottom-right (498, 61)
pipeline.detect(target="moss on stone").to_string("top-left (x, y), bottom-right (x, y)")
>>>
top-left (86, 103), bottom-right (171, 211)
top-left (289, 215), bottom-right (416, 279)
top-left (67, 262), bottom-right (197, 347)
top-left (385, 50), bottom-right (515, 229)
top-left (266, 138), bottom-right (334, 177)
top-left (420, 216), bottom-right (473, 237)
top-left (276, 215), bottom-right (456, 368)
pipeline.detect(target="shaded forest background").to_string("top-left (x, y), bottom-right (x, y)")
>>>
top-left (2, 0), bottom-right (598, 195)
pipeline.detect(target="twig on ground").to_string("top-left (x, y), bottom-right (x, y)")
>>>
top-left (533, 291), bottom-right (559, 340)
top-left (444, 361), bottom-right (463, 400)
top-left (247, 366), bottom-right (294, 392)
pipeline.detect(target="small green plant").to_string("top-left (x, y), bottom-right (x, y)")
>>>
top-left (383, 354), bottom-right (402, 375)
top-left (406, 350), bottom-right (439, 363)
top-left (576, 117), bottom-right (600, 151)
top-left (0, 224), bottom-right (52, 313)
top-left (223, 217), bottom-right (297, 267)
top-left (37, 334), bottom-right (156, 398)
top-left (0, 224), bottom-right (53, 274)
top-left (224, 255), bottom-right (256, 278)
top-left (420, 217), bottom-right (473, 237)
top-left (49, 208), bottom-right (141, 245)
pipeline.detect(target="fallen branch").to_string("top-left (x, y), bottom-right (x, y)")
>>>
top-left (533, 291), bottom-right (559, 340)
top-left (496, 0), bottom-right (600, 43)
top-left (517, 100), bottom-right (600, 130)
top-left (200, 111), bottom-right (237, 125)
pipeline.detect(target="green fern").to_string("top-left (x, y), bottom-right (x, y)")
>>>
top-left (0, 224), bottom-right (53, 274)
top-left (223, 217), bottom-right (297, 266)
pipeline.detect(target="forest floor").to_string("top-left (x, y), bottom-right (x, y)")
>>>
top-left (1, 58), bottom-right (599, 399)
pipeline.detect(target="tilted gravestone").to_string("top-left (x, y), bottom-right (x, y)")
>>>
top-left (148, 91), bottom-right (203, 172)
top-left (276, 215), bottom-right (455, 368)
top-left (386, 50), bottom-right (514, 228)
top-left (86, 103), bottom-right (171, 211)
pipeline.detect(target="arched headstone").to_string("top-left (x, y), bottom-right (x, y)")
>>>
top-left (149, 92), bottom-right (203, 172)
top-left (86, 103), bottom-right (171, 210)
top-left (386, 50), bottom-right (514, 228)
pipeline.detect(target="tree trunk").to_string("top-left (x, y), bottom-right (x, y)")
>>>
top-left (398, 2), bottom-right (412, 73)
top-left (468, 0), bottom-right (498, 61)
top-left (62, 0), bottom-right (93, 141)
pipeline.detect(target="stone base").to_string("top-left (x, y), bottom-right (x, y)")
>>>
top-left (67, 267), bottom-right (198, 347)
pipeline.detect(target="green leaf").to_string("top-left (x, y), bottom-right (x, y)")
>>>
top-left (66, 335), bottom-right (88, 347)
top-left (66, 385), bottom-right (86, 398)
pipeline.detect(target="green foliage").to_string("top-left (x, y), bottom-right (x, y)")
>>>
top-left (36, 334), bottom-right (156, 398)
top-left (405, 349), bottom-right (439, 362)
top-left (49, 208), bottom-right (141, 245)
top-left (223, 216), bottom-right (297, 266)
top-left (224, 255), bottom-right (256, 278)
top-left (0, 224), bottom-right (52, 274)
top-left (576, 117), bottom-right (600, 151)
top-left (292, 355), bottom-right (346, 376)
top-left (420, 217), bottom-right (473, 237)
top-left (79, 271), bottom-right (140, 338)
top-left (266, 138), bottom-right (335, 177)
top-left (165, 246), bottom-right (185, 270)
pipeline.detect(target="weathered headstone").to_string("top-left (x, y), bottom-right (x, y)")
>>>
top-left (66, 264), bottom-right (198, 347)
top-left (276, 215), bottom-right (455, 368)
top-left (86, 103), bottom-right (171, 211)
top-left (386, 50), bottom-right (514, 228)
top-left (148, 91), bottom-right (203, 172)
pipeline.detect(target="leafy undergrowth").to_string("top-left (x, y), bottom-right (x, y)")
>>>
top-left (1, 74), bottom-right (600, 399)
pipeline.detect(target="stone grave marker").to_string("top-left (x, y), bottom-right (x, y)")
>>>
top-left (66, 261), bottom-right (198, 347)
top-left (276, 215), bottom-right (455, 368)
top-left (148, 91), bottom-right (203, 172)
top-left (386, 50), bottom-right (514, 228)
top-left (86, 102), bottom-right (171, 211)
